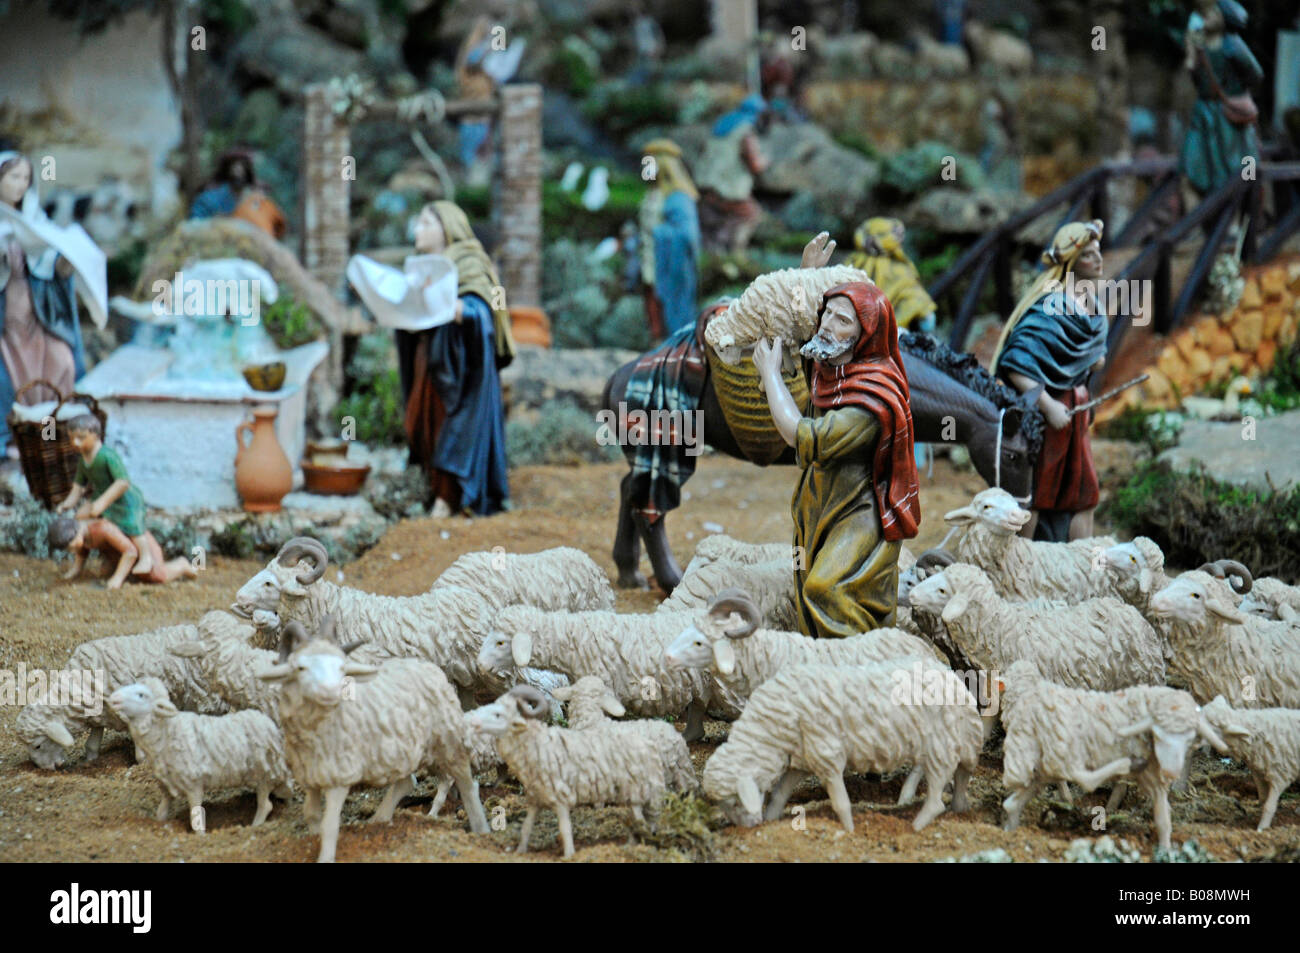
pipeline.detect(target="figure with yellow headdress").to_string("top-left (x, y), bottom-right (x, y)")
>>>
top-left (846, 218), bottom-right (937, 334)
top-left (638, 139), bottom-right (700, 339)
top-left (381, 201), bottom-right (515, 518)
top-left (990, 219), bottom-right (1109, 543)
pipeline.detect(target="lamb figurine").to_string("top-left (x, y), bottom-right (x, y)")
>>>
top-left (16, 613), bottom-right (246, 769)
top-left (1238, 575), bottom-right (1300, 623)
top-left (942, 488), bottom-right (1117, 603)
top-left (108, 677), bottom-right (292, 830)
top-left (1149, 569), bottom-right (1300, 708)
top-left (477, 604), bottom-right (745, 742)
top-left (427, 713), bottom-right (508, 818)
top-left (703, 264), bottom-right (872, 364)
top-left (702, 659), bottom-right (983, 832)
top-left (256, 615), bottom-right (490, 862)
top-left (998, 660), bottom-right (1228, 851)
top-left (466, 685), bottom-right (667, 858)
top-left (1200, 696), bottom-right (1300, 831)
top-left (432, 546), bottom-right (616, 613)
top-left (552, 676), bottom-right (699, 795)
top-left (907, 563), bottom-right (1166, 691)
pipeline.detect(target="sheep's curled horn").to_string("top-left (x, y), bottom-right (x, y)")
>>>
top-left (276, 536), bottom-right (329, 585)
top-left (508, 684), bottom-right (550, 719)
top-left (277, 620), bottom-right (311, 663)
top-left (1196, 559), bottom-right (1253, 595)
top-left (707, 587), bottom-right (761, 638)
top-left (915, 549), bottom-right (956, 573)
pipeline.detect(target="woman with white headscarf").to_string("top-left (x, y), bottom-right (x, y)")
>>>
top-left (0, 152), bottom-right (91, 458)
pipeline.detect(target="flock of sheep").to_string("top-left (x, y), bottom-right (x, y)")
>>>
top-left (13, 491), bottom-right (1300, 861)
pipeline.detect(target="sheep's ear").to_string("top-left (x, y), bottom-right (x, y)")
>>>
top-left (712, 639), bottom-right (737, 677)
top-left (1207, 595), bottom-right (1246, 625)
top-left (943, 504), bottom-right (975, 526)
top-left (46, 724), bottom-right (76, 748)
top-left (511, 632), bottom-right (533, 668)
top-left (152, 698), bottom-right (179, 719)
top-left (940, 591), bottom-right (971, 625)
top-left (1279, 604), bottom-right (1297, 622)
top-left (342, 662), bottom-right (378, 679)
top-left (282, 575), bottom-right (308, 597)
top-left (169, 641), bottom-right (206, 658)
top-left (1225, 723), bottom-right (1251, 738)
top-left (736, 776), bottom-right (763, 816)
top-left (551, 685), bottom-right (572, 702)
top-left (256, 663), bottom-right (293, 682)
top-left (602, 693), bottom-right (626, 718)
top-left (1138, 567), bottom-right (1153, 595)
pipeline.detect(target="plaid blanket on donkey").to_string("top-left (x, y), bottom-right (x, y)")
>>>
top-left (621, 323), bottom-right (709, 523)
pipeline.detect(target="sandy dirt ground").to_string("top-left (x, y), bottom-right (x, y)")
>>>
top-left (1, 450), bottom-right (1297, 863)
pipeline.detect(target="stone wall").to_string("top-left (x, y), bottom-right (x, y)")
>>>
top-left (1103, 258), bottom-right (1300, 419)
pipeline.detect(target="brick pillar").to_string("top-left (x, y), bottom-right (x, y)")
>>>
top-left (496, 84), bottom-right (542, 309)
top-left (301, 84), bottom-right (351, 294)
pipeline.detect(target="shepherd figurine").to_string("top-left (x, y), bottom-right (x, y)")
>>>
top-left (752, 281), bottom-right (921, 638)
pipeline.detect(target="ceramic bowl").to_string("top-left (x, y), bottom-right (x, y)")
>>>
top-left (301, 461), bottom-right (370, 496)
top-left (243, 362), bottom-right (287, 392)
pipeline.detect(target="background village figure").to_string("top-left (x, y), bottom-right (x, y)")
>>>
top-left (991, 219), bottom-right (1109, 543)
top-left (394, 201), bottom-right (515, 518)
top-left (1179, 0), bottom-right (1262, 203)
top-left (753, 278), bottom-right (921, 638)
top-left (0, 150), bottom-right (104, 460)
top-left (694, 95), bottom-right (769, 253)
top-left (846, 217), bottom-right (938, 334)
top-left (637, 139), bottom-right (701, 340)
top-left (188, 148), bottom-right (287, 240)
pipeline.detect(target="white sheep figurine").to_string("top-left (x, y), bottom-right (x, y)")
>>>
top-left (907, 563), bottom-right (1166, 691)
top-left (965, 21), bottom-right (1033, 75)
top-left (256, 615), bottom-right (490, 862)
top-left (427, 713), bottom-right (508, 819)
top-left (1149, 569), bottom-right (1300, 708)
top-left (943, 488), bottom-right (1117, 602)
top-left (682, 534), bottom-right (793, 573)
top-left (703, 264), bottom-right (872, 364)
top-left (702, 658), bottom-right (983, 832)
top-left (16, 613), bottom-right (245, 769)
top-left (108, 677), bottom-right (292, 831)
top-left (466, 685), bottom-right (667, 858)
top-left (478, 604), bottom-right (744, 742)
top-left (1200, 695), bottom-right (1300, 830)
top-left (432, 546), bottom-right (616, 613)
top-left (553, 675), bottom-right (699, 795)
top-left (999, 660), bottom-right (1227, 851)
top-left (170, 610), bottom-right (392, 722)
top-left (657, 558), bottom-right (798, 631)
top-left (664, 588), bottom-right (937, 701)
top-left (1239, 576), bottom-right (1300, 623)
top-left (234, 537), bottom-right (499, 703)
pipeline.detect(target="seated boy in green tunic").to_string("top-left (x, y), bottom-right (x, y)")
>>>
top-left (55, 414), bottom-right (153, 576)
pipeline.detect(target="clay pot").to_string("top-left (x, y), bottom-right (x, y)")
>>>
top-left (509, 306), bottom-right (552, 348)
top-left (235, 406), bottom-right (293, 512)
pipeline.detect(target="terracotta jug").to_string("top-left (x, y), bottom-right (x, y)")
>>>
top-left (235, 406), bottom-right (293, 512)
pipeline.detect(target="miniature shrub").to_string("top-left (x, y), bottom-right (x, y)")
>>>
top-left (1103, 461), bottom-right (1300, 583)
top-left (0, 497), bottom-right (55, 559)
top-left (334, 333), bottom-right (405, 447)
top-left (506, 399), bottom-right (619, 466)
top-left (262, 293), bottom-right (324, 349)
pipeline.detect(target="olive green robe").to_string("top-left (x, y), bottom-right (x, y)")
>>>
top-left (792, 404), bottom-right (900, 638)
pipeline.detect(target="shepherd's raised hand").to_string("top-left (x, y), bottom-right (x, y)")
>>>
top-left (800, 231), bottom-right (836, 269)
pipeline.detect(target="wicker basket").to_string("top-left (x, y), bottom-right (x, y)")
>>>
top-left (6, 379), bottom-right (108, 510)
top-left (706, 348), bottom-right (810, 466)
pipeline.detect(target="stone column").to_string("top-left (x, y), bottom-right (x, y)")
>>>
top-left (710, 0), bottom-right (759, 92)
top-left (301, 84), bottom-right (351, 295)
top-left (497, 84), bottom-right (542, 309)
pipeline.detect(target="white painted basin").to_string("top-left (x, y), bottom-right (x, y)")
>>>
top-left (78, 341), bottom-right (329, 508)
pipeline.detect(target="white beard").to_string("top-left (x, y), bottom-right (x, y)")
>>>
top-left (800, 332), bottom-right (854, 362)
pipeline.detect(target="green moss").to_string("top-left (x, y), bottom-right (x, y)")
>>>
top-left (0, 497), bottom-right (56, 559)
top-left (636, 793), bottom-right (723, 862)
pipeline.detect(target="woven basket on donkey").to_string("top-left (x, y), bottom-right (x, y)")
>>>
top-left (6, 379), bottom-right (108, 510)
top-left (705, 347), bottom-right (810, 466)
